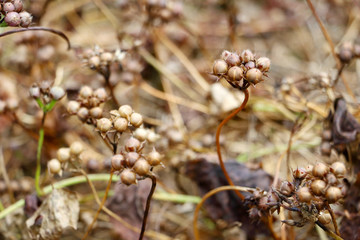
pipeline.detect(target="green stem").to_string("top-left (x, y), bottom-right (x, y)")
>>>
top-left (35, 112), bottom-right (46, 196)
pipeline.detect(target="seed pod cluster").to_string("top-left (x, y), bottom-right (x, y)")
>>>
top-left (337, 41), bottom-right (360, 64)
top-left (1, 0), bottom-right (32, 27)
top-left (47, 142), bottom-right (84, 175)
top-left (145, 0), bottom-right (183, 25)
top-left (212, 49), bottom-right (270, 90)
top-left (67, 86), bottom-right (108, 122)
top-left (29, 83), bottom-right (66, 104)
top-left (111, 136), bottom-right (163, 186)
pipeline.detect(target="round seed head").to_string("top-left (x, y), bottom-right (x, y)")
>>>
top-left (241, 49), bottom-right (255, 63)
top-left (326, 172), bottom-right (338, 185)
top-left (100, 52), bottom-right (113, 63)
top-left (338, 42), bottom-right (353, 63)
top-left (77, 107), bottom-right (89, 121)
top-left (79, 86), bottom-right (93, 99)
top-left (318, 211), bottom-right (332, 225)
top-left (293, 167), bottom-right (307, 179)
top-left (111, 154), bottom-right (125, 170)
top-left (125, 137), bottom-right (141, 152)
top-left (13, 0), bottom-right (23, 12)
top-left (244, 61), bottom-right (255, 69)
top-left (320, 141), bottom-right (331, 156)
top-left (94, 88), bottom-right (107, 102)
top-left (119, 105), bottom-right (133, 118)
top-left (57, 148), bottom-right (71, 162)
top-left (256, 57), bottom-right (271, 72)
top-left (48, 159), bottom-right (61, 174)
top-left (50, 86), bottom-right (66, 100)
top-left (120, 169), bottom-right (137, 186)
top-left (130, 112), bottom-right (143, 128)
top-left (125, 152), bottom-right (140, 167)
top-left (3, 2), bottom-right (15, 12)
top-left (147, 149), bottom-right (162, 166)
top-left (70, 142), bottom-right (83, 155)
top-left (19, 11), bottom-right (32, 28)
top-left (147, 131), bottom-right (159, 143)
top-left (313, 162), bottom-right (329, 177)
top-left (227, 66), bottom-right (243, 82)
top-left (5, 12), bottom-right (21, 27)
top-left (325, 186), bottom-right (342, 203)
top-left (29, 86), bottom-right (41, 98)
top-left (134, 128), bottom-right (148, 141)
top-left (212, 59), bottom-right (228, 75)
top-left (245, 68), bottom-right (263, 85)
top-left (296, 187), bottom-right (313, 202)
top-left (97, 118), bottom-right (112, 132)
top-left (224, 52), bottom-right (240, 66)
top-left (133, 158), bottom-right (150, 176)
top-left (305, 164), bottom-right (314, 173)
top-left (311, 179), bottom-right (326, 196)
top-left (221, 50), bottom-right (231, 60)
top-left (90, 107), bottom-right (103, 119)
top-left (279, 181), bottom-right (294, 197)
top-left (114, 117), bottom-right (128, 132)
top-left (330, 162), bottom-right (346, 178)
top-left (88, 56), bottom-right (100, 68)
top-left (67, 101), bottom-right (80, 114)
top-left (322, 130), bottom-right (332, 141)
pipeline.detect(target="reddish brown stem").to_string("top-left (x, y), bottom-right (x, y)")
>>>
top-left (139, 175), bottom-right (157, 240)
top-left (215, 89), bottom-right (249, 201)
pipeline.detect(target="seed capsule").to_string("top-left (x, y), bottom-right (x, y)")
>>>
top-left (221, 50), bottom-right (231, 60)
top-left (119, 105), bottom-right (133, 118)
top-left (57, 148), bottom-right (71, 162)
top-left (293, 167), bottom-right (307, 179)
top-left (111, 154), bottom-right (125, 170)
top-left (147, 149), bottom-right (162, 166)
top-left (322, 130), bottom-right (332, 141)
top-left (125, 152), bottom-right (140, 167)
top-left (212, 59), bottom-right (228, 75)
top-left (77, 107), bottom-right (89, 121)
top-left (224, 52), bottom-right (240, 66)
top-left (130, 112), bottom-right (143, 127)
top-left (70, 142), bottom-right (83, 156)
top-left (326, 172), bottom-right (337, 185)
top-left (100, 52), bottom-right (113, 63)
top-left (50, 86), bottom-right (66, 100)
top-left (313, 162), bottom-right (329, 177)
top-left (318, 211), bottom-right (332, 225)
top-left (90, 107), bottom-right (103, 119)
top-left (19, 11), bottom-right (32, 28)
top-left (3, 2), bottom-right (15, 12)
top-left (5, 12), bottom-right (21, 26)
top-left (325, 186), bottom-right (342, 203)
top-left (330, 162), bottom-right (346, 178)
top-left (114, 117), bottom-right (128, 132)
top-left (133, 158), bottom-right (151, 176)
top-left (241, 49), bottom-right (255, 63)
top-left (227, 66), bottom-right (243, 82)
top-left (79, 86), bottom-right (93, 99)
top-left (125, 137), bottom-right (141, 152)
top-left (279, 181), bottom-right (294, 197)
top-left (246, 68), bottom-right (263, 84)
top-left (256, 57), bottom-right (271, 72)
top-left (48, 159), bottom-right (61, 174)
top-left (29, 86), bottom-right (40, 98)
top-left (147, 131), bottom-right (159, 143)
top-left (97, 118), bottom-right (112, 132)
top-left (94, 88), bottom-right (107, 102)
top-left (88, 56), bottom-right (100, 68)
top-left (338, 42), bottom-right (353, 63)
top-left (296, 187), bottom-right (313, 202)
top-left (320, 141), bottom-right (331, 156)
top-left (67, 101), bottom-right (80, 114)
top-left (311, 179), bottom-right (326, 196)
top-left (120, 169), bottom-right (137, 186)
top-left (13, 0), bottom-right (23, 12)
top-left (134, 128), bottom-right (148, 141)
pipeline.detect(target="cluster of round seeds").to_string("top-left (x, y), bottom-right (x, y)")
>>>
top-left (212, 49), bottom-right (270, 90)
top-left (95, 105), bottom-right (144, 138)
top-left (111, 137), bottom-right (162, 185)
top-left (29, 83), bottom-right (66, 103)
top-left (1, 0), bottom-right (32, 27)
top-left (133, 127), bottom-right (160, 143)
top-left (337, 41), bottom-right (360, 64)
top-left (67, 86), bottom-right (107, 122)
top-left (144, 0), bottom-right (183, 25)
top-left (47, 142), bottom-right (84, 175)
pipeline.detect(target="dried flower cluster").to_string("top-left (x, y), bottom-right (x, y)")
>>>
top-left (48, 142), bottom-right (84, 175)
top-left (111, 137), bottom-right (162, 185)
top-left (144, 0), bottom-right (183, 25)
top-left (1, 0), bottom-right (32, 27)
top-left (29, 82), bottom-right (66, 102)
top-left (212, 49), bottom-right (271, 90)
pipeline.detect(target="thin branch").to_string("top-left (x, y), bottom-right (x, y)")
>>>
top-left (139, 175), bottom-right (157, 240)
top-left (325, 201), bottom-right (340, 236)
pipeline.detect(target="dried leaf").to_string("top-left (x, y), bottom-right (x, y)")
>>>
top-left (26, 189), bottom-right (79, 240)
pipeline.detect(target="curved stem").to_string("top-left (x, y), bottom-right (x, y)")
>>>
top-left (139, 175), bottom-right (157, 240)
top-left (325, 201), bottom-right (340, 236)
top-left (216, 89), bottom-right (249, 201)
top-left (35, 112), bottom-right (47, 196)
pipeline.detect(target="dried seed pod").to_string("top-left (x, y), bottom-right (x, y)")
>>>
top-left (147, 131), bottom-right (159, 143)
top-left (320, 141), bottom-right (331, 156)
top-left (256, 57), bottom-right (271, 72)
top-left (240, 49), bottom-right (255, 63)
top-left (5, 12), bottom-right (21, 27)
top-left (353, 44), bottom-right (360, 58)
top-left (244, 61), bottom-right (255, 69)
top-left (48, 159), bottom-right (61, 174)
top-left (330, 161), bottom-right (346, 178)
top-left (90, 107), bottom-right (103, 119)
top-left (130, 112), bottom-right (143, 127)
top-left (119, 105), bottom-right (133, 118)
top-left (19, 11), bottom-right (32, 28)
top-left (322, 130), bottom-right (332, 141)
top-left (134, 128), bottom-right (148, 141)
top-left (318, 211), bottom-right (332, 225)
top-left (57, 148), bottom-right (71, 162)
top-left (147, 149), bottom-right (162, 166)
top-left (293, 167), bottom-right (307, 179)
top-left (133, 158), bottom-right (150, 176)
top-left (100, 52), bottom-right (113, 63)
top-left (245, 68), bottom-right (263, 84)
top-left (70, 142), bottom-right (83, 156)
top-left (67, 101), bottom-right (80, 114)
top-left (111, 154), bottom-right (125, 170)
top-left (224, 52), bottom-right (240, 66)
top-left (114, 117), bottom-right (128, 132)
top-left (77, 107), bottom-right (89, 121)
top-left (326, 172), bottom-right (337, 185)
top-left (120, 169), bottom-right (137, 186)
top-left (94, 88), bottom-right (107, 102)
top-left (313, 162), bottom-right (329, 177)
top-left (97, 118), bottom-right (112, 132)
top-left (305, 164), bottom-right (314, 173)
top-left (296, 187), bottom-right (313, 202)
top-left (110, 110), bottom-right (120, 119)
top-left (125, 137), bottom-right (141, 152)
top-left (125, 152), bottom-right (140, 167)
top-left (13, 0), bottom-right (23, 12)
top-left (227, 66), bottom-right (243, 82)
top-left (338, 42), bottom-right (353, 63)
top-left (311, 179), bottom-right (326, 196)
top-left (3, 2), bottom-right (15, 12)
top-left (50, 86), bottom-right (66, 100)
top-left (325, 186), bottom-right (342, 203)
top-left (279, 181), bottom-right (294, 197)
top-left (79, 86), bottom-right (93, 99)
top-left (212, 59), bottom-right (228, 75)
top-left (88, 56), bottom-right (100, 68)
top-left (221, 50), bottom-right (231, 60)
top-left (29, 86), bottom-right (41, 98)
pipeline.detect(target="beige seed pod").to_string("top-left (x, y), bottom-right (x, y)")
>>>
top-left (311, 179), bottom-right (326, 196)
top-left (77, 107), bottom-right (89, 121)
top-left (125, 152), bottom-right (140, 167)
top-left (67, 101), bottom-right (80, 114)
top-left (246, 68), bottom-right (263, 84)
top-left (296, 187), bottom-right (312, 202)
top-left (50, 86), bottom-right (66, 100)
top-left (120, 169), bottom-right (137, 186)
top-left (57, 148), bottom-right (71, 162)
top-left (130, 112), bottom-right (143, 127)
top-left (100, 52), bottom-right (113, 63)
top-left (213, 59), bottom-right (228, 75)
top-left (224, 52), bottom-right (240, 66)
top-left (134, 128), bottom-right (148, 141)
top-left (227, 66), bottom-right (243, 82)
top-left (94, 88), bottom-right (107, 102)
top-left (293, 168), bottom-right (307, 179)
top-left (147, 149), bottom-right (162, 166)
top-left (48, 159), bottom-right (61, 174)
top-left (313, 162), bottom-right (329, 177)
top-left (318, 211), bottom-right (332, 225)
top-left (330, 162), bottom-right (346, 178)
top-left (279, 181), bottom-right (294, 197)
top-left (114, 117), bottom-right (128, 132)
top-left (88, 56), bottom-right (100, 68)
top-left (221, 50), bottom-right (231, 60)
top-left (70, 142), bottom-right (83, 156)
top-left (90, 107), bottom-right (103, 119)
top-left (119, 105), bottom-right (133, 118)
top-left (241, 49), bottom-right (255, 63)
top-left (147, 131), bottom-right (159, 143)
top-left (133, 158), bottom-right (150, 176)
top-left (256, 57), bottom-right (271, 72)
top-left (111, 154), bottom-right (125, 170)
top-left (325, 186), bottom-right (342, 203)
top-left (79, 86), bottom-right (93, 99)
top-left (125, 137), bottom-right (141, 152)
top-left (97, 118), bottom-right (112, 132)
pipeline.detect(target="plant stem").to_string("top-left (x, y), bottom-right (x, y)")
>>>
top-left (325, 201), bottom-right (340, 236)
top-left (215, 88), bottom-right (249, 201)
top-left (139, 175), bottom-right (157, 240)
top-left (35, 112), bottom-right (46, 196)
